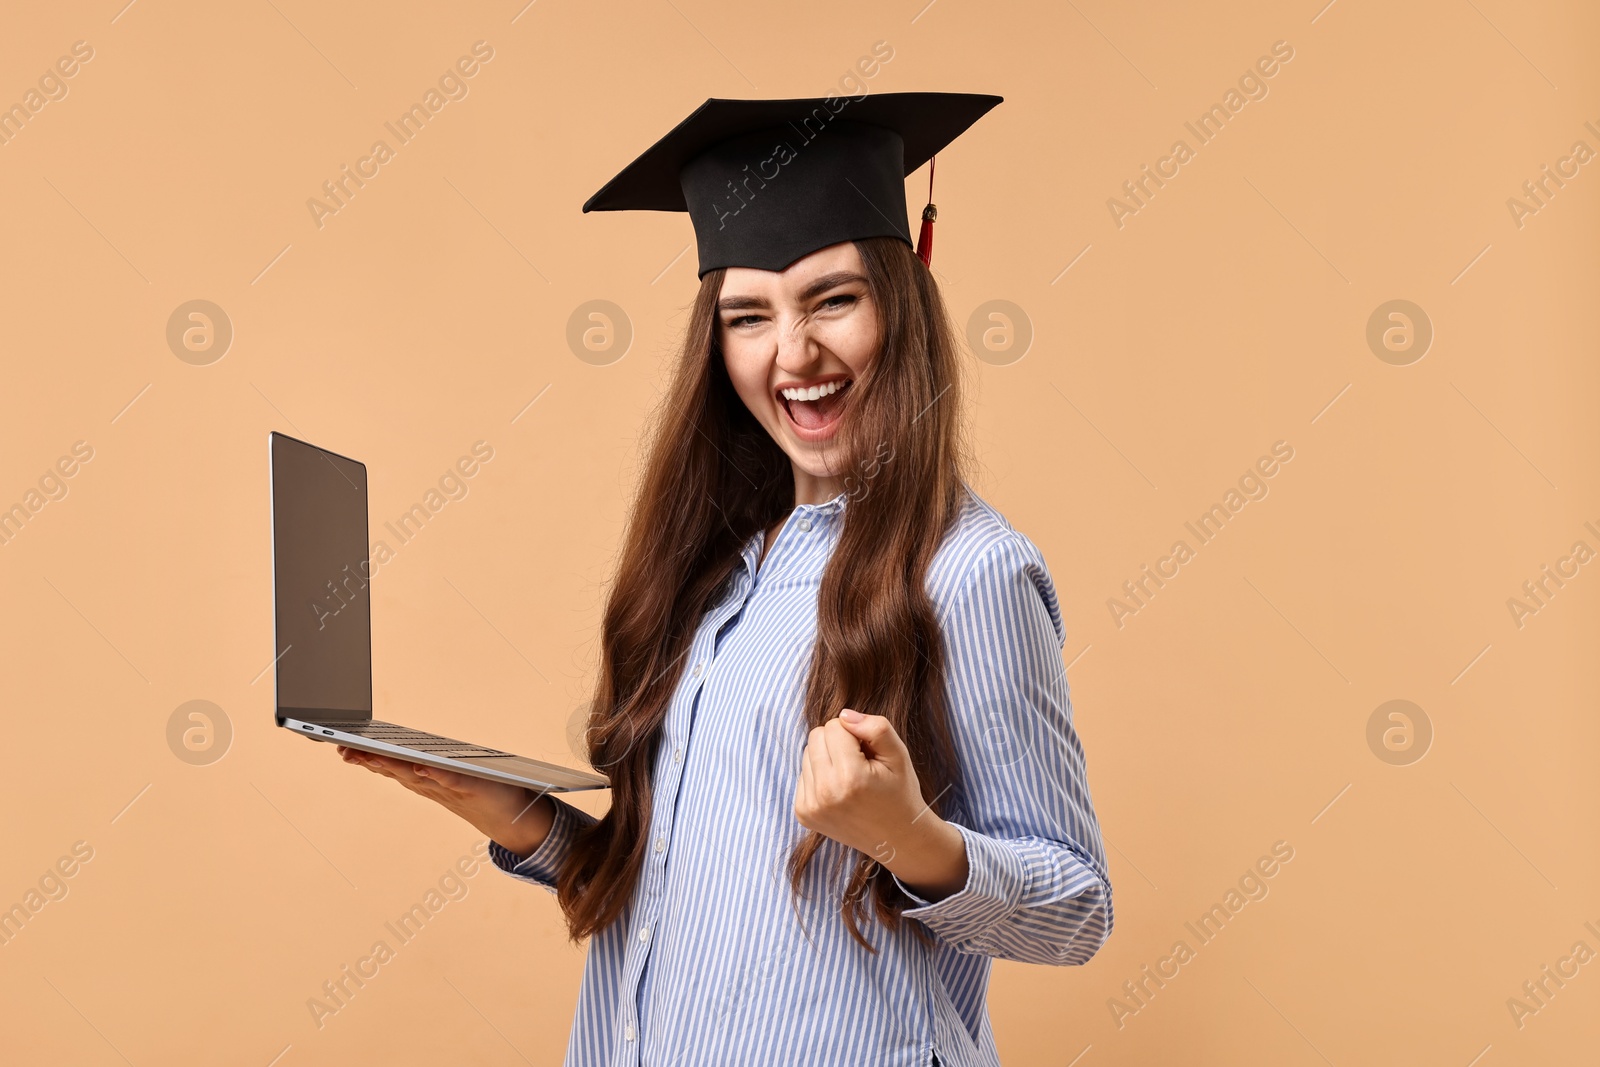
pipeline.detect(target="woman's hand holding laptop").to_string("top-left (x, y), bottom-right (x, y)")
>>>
top-left (336, 745), bottom-right (556, 858)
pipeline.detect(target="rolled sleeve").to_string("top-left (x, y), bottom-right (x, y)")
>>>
top-left (892, 821), bottom-right (1025, 938)
top-left (899, 531), bottom-right (1115, 966)
top-left (487, 796), bottom-right (596, 892)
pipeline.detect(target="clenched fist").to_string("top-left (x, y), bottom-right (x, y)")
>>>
top-left (794, 708), bottom-right (970, 901)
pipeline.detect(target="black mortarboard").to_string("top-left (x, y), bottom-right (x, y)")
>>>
top-left (582, 92), bottom-right (1002, 277)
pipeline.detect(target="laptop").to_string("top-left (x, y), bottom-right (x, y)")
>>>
top-left (268, 431), bottom-right (609, 793)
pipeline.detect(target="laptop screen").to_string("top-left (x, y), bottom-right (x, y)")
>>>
top-left (269, 433), bottom-right (373, 722)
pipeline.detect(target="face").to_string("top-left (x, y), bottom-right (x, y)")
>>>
top-left (717, 241), bottom-right (881, 506)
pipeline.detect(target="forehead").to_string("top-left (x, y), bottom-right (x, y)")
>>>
top-left (719, 242), bottom-right (865, 298)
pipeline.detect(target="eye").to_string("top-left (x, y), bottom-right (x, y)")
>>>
top-left (819, 294), bottom-right (856, 311)
top-left (724, 314), bottom-right (764, 329)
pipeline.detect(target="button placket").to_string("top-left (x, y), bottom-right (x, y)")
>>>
top-left (627, 499), bottom-right (845, 1059)
top-left (629, 557), bottom-right (761, 1052)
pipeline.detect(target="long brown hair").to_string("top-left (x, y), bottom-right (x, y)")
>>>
top-left (554, 235), bottom-right (973, 950)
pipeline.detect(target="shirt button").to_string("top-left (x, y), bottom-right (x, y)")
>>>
top-left (692, 662), bottom-right (703, 678)
top-left (625, 1023), bottom-right (636, 1042)
top-left (797, 517), bottom-right (812, 532)
top-left (674, 747), bottom-right (683, 763)
top-left (655, 836), bottom-right (666, 853)
top-left (639, 925), bottom-right (651, 943)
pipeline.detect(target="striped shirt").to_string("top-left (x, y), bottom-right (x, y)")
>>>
top-left (489, 486), bottom-right (1113, 1066)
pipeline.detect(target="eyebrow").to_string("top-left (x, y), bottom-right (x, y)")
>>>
top-left (716, 271), bottom-right (868, 313)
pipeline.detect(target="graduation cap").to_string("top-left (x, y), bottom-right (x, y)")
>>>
top-left (582, 92), bottom-right (1002, 277)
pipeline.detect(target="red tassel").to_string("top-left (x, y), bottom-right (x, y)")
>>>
top-left (915, 155), bottom-right (936, 268)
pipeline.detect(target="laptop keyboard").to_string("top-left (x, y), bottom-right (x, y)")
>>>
top-left (340, 721), bottom-right (513, 759)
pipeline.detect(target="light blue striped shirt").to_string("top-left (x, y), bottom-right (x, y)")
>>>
top-left (489, 486), bottom-right (1113, 1066)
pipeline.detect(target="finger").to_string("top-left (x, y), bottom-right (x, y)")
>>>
top-left (357, 752), bottom-right (411, 774)
top-left (380, 763), bottom-right (458, 802)
top-left (837, 712), bottom-right (905, 761)
top-left (403, 763), bottom-right (474, 798)
top-left (798, 743), bottom-right (817, 806)
top-left (350, 751), bottom-right (393, 774)
top-left (396, 762), bottom-right (447, 790)
top-left (336, 749), bottom-right (471, 807)
top-left (410, 764), bottom-right (474, 792)
top-left (805, 725), bottom-right (833, 769)
top-left (357, 754), bottom-right (431, 788)
top-left (821, 718), bottom-right (866, 770)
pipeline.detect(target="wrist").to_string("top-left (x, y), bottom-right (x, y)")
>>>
top-left (882, 812), bottom-right (968, 902)
top-left (493, 791), bottom-right (556, 858)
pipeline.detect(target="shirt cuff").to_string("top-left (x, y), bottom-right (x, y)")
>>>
top-left (891, 821), bottom-right (1027, 947)
top-left (487, 796), bottom-right (590, 890)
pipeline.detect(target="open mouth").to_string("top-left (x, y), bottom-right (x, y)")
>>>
top-left (777, 377), bottom-right (853, 439)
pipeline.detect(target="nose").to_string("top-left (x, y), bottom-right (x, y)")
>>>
top-left (774, 310), bottom-right (819, 371)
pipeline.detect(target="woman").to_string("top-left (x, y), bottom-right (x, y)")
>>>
top-left (340, 95), bottom-right (1113, 1066)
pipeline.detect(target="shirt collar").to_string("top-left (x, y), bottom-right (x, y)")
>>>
top-left (735, 490), bottom-right (849, 577)
top-left (795, 490), bottom-right (849, 515)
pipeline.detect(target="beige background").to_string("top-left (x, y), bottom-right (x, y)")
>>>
top-left (1, 0), bottom-right (1596, 1064)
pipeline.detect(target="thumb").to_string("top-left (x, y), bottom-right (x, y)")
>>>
top-left (837, 709), bottom-right (905, 760)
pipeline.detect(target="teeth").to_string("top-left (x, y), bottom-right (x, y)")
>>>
top-left (780, 379), bottom-right (847, 402)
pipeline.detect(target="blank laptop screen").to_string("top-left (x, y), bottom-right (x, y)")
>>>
top-left (270, 434), bottom-right (372, 721)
